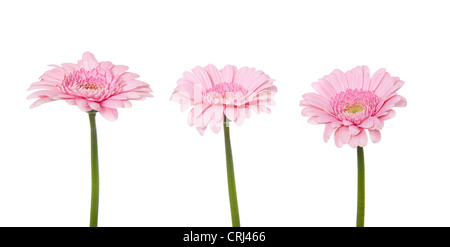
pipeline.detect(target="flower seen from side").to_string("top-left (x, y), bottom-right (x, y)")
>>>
top-left (28, 52), bottom-right (152, 120)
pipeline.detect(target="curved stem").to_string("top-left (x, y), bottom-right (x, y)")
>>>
top-left (356, 146), bottom-right (365, 227)
top-left (223, 117), bottom-right (240, 227)
top-left (88, 110), bottom-right (99, 227)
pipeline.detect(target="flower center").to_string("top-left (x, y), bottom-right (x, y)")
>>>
top-left (61, 68), bottom-right (122, 101)
top-left (203, 83), bottom-right (247, 104)
top-left (345, 104), bottom-right (365, 114)
top-left (80, 82), bottom-right (101, 91)
top-left (331, 89), bottom-right (379, 125)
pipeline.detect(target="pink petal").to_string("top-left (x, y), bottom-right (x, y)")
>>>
top-left (328, 69), bottom-right (348, 92)
top-left (220, 65), bottom-right (237, 83)
top-left (204, 64), bottom-right (222, 86)
top-left (234, 66), bottom-right (254, 87)
top-left (358, 117), bottom-right (382, 130)
top-left (374, 75), bottom-right (397, 99)
top-left (123, 100), bottom-right (132, 108)
top-left (30, 97), bottom-right (53, 109)
top-left (88, 101), bottom-right (101, 111)
top-left (379, 79), bottom-right (405, 101)
top-left (27, 90), bottom-right (61, 99)
top-left (323, 122), bottom-right (341, 142)
top-left (192, 66), bottom-right (213, 89)
top-left (99, 61), bottom-right (114, 70)
top-left (101, 99), bottom-right (125, 109)
top-left (349, 129), bottom-right (368, 148)
top-left (99, 107), bottom-right (118, 121)
top-left (376, 95), bottom-right (407, 116)
top-left (345, 66), bottom-right (370, 90)
top-left (361, 66), bottom-right (371, 91)
top-left (187, 108), bottom-right (195, 126)
top-left (212, 105), bottom-right (224, 123)
top-left (122, 80), bottom-right (151, 92)
top-left (75, 98), bottom-right (92, 112)
top-left (196, 126), bottom-right (207, 136)
top-left (40, 69), bottom-right (65, 83)
top-left (307, 113), bottom-right (337, 124)
top-left (79, 52), bottom-right (99, 70)
top-left (247, 74), bottom-right (273, 94)
top-left (300, 93), bottom-right (332, 113)
top-left (379, 109), bottom-right (396, 121)
top-left (174, 79), bottom-right (202, 100)
top-left (120, 72), bottom-right (141, 81)
top-left (61, 63), bottom-right (78, 73)
top-left (238, 68), bottom-right (264, 90)
top-left (301, 106), bottom-right (326, 117)
top-left (349, 125), bottom-right (361, 136)
top-left (111, 65), bottom-right (129, 76)
top-left (28, 80), bottom-right (59, 90)
top-left (209, 121), bottom-right (222, 133)
top-left (334, 126), bottom-right (350, 147)
top-left (194, 105), bottom-right (214, 128)
top-left (368, 129), bottom-right (381, 143)
top-left (108, 91), bottom-right (150, 100)
top-left (312, 80), bottom-right (334, 100)
top-left (224, 105), bottom-right (238, 121)
top-left (369, 68), bottom-right (387, 91)
top-left (235, 108), bottom-right (246, 126)
top-left (170, 92), bottom-right (192, 112)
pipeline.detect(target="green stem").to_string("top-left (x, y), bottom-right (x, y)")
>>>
top-left (356, 146), bottom-right (365, 227)
top-left (88, 110), bottom-right (99, 227)
top-left (223, 117), bottom-right (240, 227)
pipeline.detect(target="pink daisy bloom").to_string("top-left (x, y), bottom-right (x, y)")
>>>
top-left (27, 52), bottom-right (152, 120)
top-left (170, 64), bottom-right (277, 135)
top-left (171, 64), bottom-right (276, 226)
top-left (300, 66), bottom-right (406, 148)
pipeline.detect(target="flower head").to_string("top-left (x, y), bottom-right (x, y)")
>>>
top-left (300, 66), bottom-right (406, 148)
top-left (171, 64), bottom-right (277, 135)
top-left (28, 52), bottom-right (153, 120)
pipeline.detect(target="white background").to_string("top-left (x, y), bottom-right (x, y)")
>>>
top-left (0, 0), bottom-right (449, 227)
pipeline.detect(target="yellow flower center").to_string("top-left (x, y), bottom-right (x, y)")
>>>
top-left (81, 83), bottom-right (101, 91)
top-left (345, 104), bottom-right (364, 114)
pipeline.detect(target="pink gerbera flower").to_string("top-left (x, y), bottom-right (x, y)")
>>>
top-left (171, 64), bottom-right (276, 226)
top-left (27, 52), bottom-right (152, 120)
top-left (28, 52), bottom-right (152, 226)
top-left (300, 66), bottom-right (406, 148)
top-left (170, 64), bottom-right (277, 135)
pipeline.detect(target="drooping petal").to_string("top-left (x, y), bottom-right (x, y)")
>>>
top-left (368, 129), bottom-right (382, 143)
top-left (88, 101), bottom-right (101, 111)
top-left (334, 126), bottom-right (350, 147)
top-left (349, 129), bottom-right (368, 148)
top-left (99, 107), bottom-right (118, 121)
top-left (75, 98), bottom-right (92, 112)
top-left (323, 122), bottom-right (341, 142)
